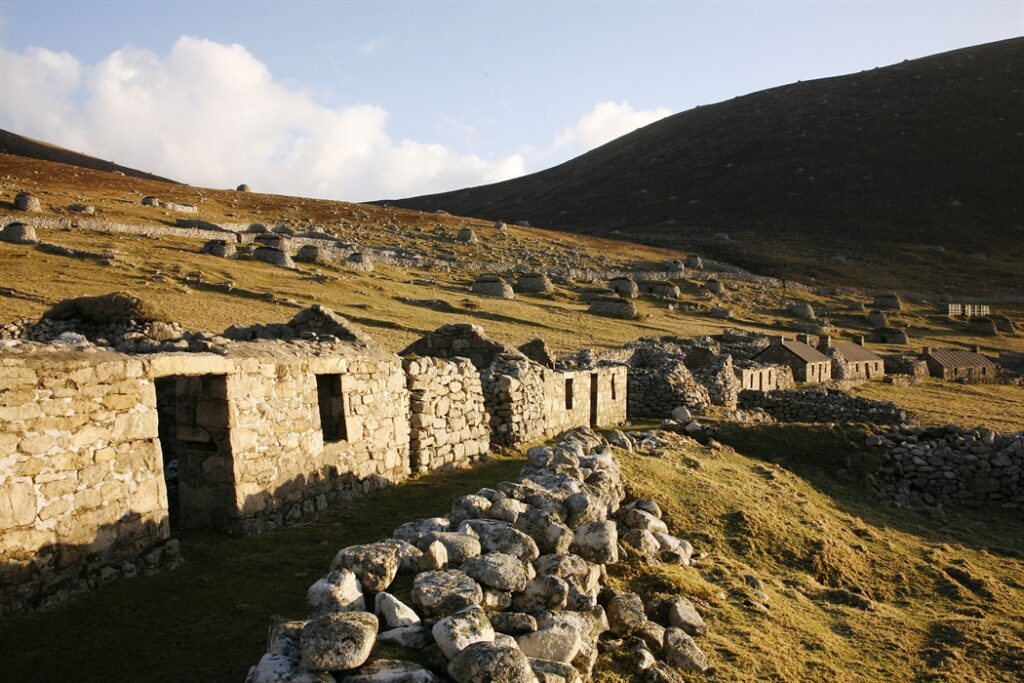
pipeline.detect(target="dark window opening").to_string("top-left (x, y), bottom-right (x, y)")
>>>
top-left (316, 374), bottom-right (348, 442)
top-left (611, 375), bottom-right (617, 401)
top-left (590, 373), bottom-right (600, 427)
top-left (565, 378), bottom-right (574, 410)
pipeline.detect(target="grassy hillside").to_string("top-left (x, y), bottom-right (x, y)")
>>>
top-left (384, 38), bottom-right (1024, 294)
top-left (601, 426), bottom-right (1024, 682)
top-left (3, 428), bottom-right (1021, 682)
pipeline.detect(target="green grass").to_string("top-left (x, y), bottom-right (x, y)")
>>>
top-left (596, 425), bottom-right (1024, 682)
top-left (0, 452), bottom-right (525, 682)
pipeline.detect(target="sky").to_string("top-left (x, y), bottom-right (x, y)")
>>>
top-left (0, 1), bottom-right (1021, 202)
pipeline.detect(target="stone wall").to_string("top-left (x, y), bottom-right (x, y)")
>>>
top-left (221, 350), bottom-right (411, 535)
top-left (627, 362), bottom-right (711, 419)
top-left (404, 356), bottom-right (489, 474)
top-left (738, 388), bottom-right (915, 425)
top-left (734, 364), bottom-right (795, 392)
top-left (869, 425), bottom-right (1023, 507)
top-left (481, 356), bottom-right (627, 447)
top-left (1, 351), bottom-right (177, 615)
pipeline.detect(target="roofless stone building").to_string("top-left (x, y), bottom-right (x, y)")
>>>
top-left (0, 307), bottom-right (627, 614)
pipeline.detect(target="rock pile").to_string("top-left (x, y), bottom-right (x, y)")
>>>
top-left (514, 273), bottom-right (553, 294)
top-left (739, 388), bottom-right (915, 425)
top-left (637, 281), bottom-right (680, 299)
top-left (684, 255), bottom-right (703, 269)
top-left (253, 246), bottom-right (297, 269)
top-left (873, 293), bottom-right (903, 310)
top-left (608, 277), bottom-right (639, 299)
top-left (246, 428), bottom-right (710, 683)
top-left (200, 239), bottom-right (237, 258)
top-left (14, 191), bottom-right (41, 212)
top-left (869, 424), bottom-right (1023, 507)
top-left (882, 354), bottom-right (929, 377)
top-left (704, 280), bottom-right (724, 296)
top-left (237, 183), bottom-right (251, 192)
top-left (789, 301), bottom-right (816, 320)
top-left (471, 275), bottom-right (515, 300)
top-left (67, 203), bottom-right (96, 214)
top-left (967, 316), bottom-right (998, 336)
top-left (296, 245), bottom-right (333, 265)
top-left (0, 222), bottom-right (38, 244)
top-left (867, 310), bottom-right (888, 327)
top-left (588, 296), bottom-right (638, 320)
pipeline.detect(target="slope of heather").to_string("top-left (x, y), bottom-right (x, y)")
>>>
top-left (0, 129), bottom-right (181, 184)
top-left (383, 38), bottom-right (1024, 290)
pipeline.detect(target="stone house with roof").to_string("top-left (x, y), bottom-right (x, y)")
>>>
top-left (922, 346), bottom-right (998, 383)
top-left (752, 335), bottom-right (832, 383)
top-left (817, 335), bottom-right (886, 381)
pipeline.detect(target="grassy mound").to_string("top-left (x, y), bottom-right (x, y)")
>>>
top-left (43, 290), bottom-right (171, 324)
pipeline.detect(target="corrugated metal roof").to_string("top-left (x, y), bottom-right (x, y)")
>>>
top-left (926, 348), bottom-right (997, 369)
top-left (833, 341), bottom-right (884, 363)
top-left (754, 340), bottom-right (831, 364)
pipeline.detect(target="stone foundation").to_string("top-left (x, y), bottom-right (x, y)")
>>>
top-left (738, 388), bottom-right (914, 425)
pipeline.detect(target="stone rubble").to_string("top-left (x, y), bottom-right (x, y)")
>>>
top-left (246, 428), bottom-right (711, 682)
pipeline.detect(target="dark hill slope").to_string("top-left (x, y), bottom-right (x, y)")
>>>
top-left (382, 39), bottom-right (1023, 255)
top-left (0, 129), bottom-right (180, 184)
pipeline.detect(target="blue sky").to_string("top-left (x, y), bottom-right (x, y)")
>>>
top-left (1, 1), bottom-right (1021, 200)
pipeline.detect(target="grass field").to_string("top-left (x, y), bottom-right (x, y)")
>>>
top-left (3, 426), bottom-right (1020, 682)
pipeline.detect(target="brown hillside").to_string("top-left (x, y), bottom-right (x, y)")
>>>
top-left (0, 128), bottom-right (181, 184)
top-left (382, 38), bottom-right (1024, 290)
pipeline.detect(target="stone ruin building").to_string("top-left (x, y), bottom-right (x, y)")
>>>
top-left (922, 346), bottom-right (999, 383)
top-left (0, 306), bottom-right (628, 614)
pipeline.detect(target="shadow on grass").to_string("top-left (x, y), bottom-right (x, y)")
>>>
top-left (713, 423), bottom-right (1024, 557)
top-left (0, 453), bottom-right (525, 683)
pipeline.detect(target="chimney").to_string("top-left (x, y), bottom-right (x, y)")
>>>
top-left (970, 344), bottom-right (980, 353)
top-left (795, 333), bottom-right (810, 345)
top-left (770, 335), bottom-right (785, 344)
top-left (852, 334), bottom-right (865, 346)
top-left (922, 346), bottom-right (932, 356)
top-left (817, 335), bottom-right (832, 352)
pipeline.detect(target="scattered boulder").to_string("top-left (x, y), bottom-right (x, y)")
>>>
top-left (867, 309), bottom-right (888, 327)
top-left (662, 628), bottom-right (709, 672)
top-left (457, 228), bottom-right (478, 244)
top-left (515, 272), bottom-right (554, 294)
top-left (14, 191), bottom-right (41, 212)
top-left (789, 301), bottom-right (816, 320)
top-left (588, 296), bottom-right (638, 320)
top-left (67, 203), bottom-right (95, 214)
top-left (873, 293), bottom-right (903, 310)
top-left (471, 275), bottom-right (515, 299)
top-left (967, 316), bottom-right (999, 336)
top-left (253, 246), bottom-right (297, 269)
top-left (704, 280), bottom-right (724, 296)
top-left (608, 277), bottom-right (639, 299)
top-left (331, 542), bottom-right (402, 593)
top-left (684, 255), bottom-right (703, 269)
top-left (237, 184), bottom-right (251, 192)
top-left (494, 220), bottom-right (507, 230)
top-left (0, 222), bottom-right (38, 245)
top-left (296, 245), bottom-right (332, 265)
top-left (201, 239), bottom-right (237, 258)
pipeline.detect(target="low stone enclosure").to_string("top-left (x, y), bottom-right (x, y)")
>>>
top-left (246, 428), bottom-right (711, 683)
top-left (868, 424), bottom-right (1023, 508)
top-left (738, 388), bottom-right (915, 425)
top-left (0, 312), bottom-right (628, 615)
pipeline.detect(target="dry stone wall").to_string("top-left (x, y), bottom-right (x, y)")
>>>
top-left (405, 356), bottom-right (490, 474)
top-left (738, 388), bottom-right (915, 425)
top-left (869, 425), bottom-right (1023, 507)
top-left (0, 351), bottom-right (178, 615)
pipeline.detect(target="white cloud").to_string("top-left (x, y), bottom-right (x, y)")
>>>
top-left (0, 37), bottom-right (525, 200)
top-left (555, 100), bottom-right (671, 152)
